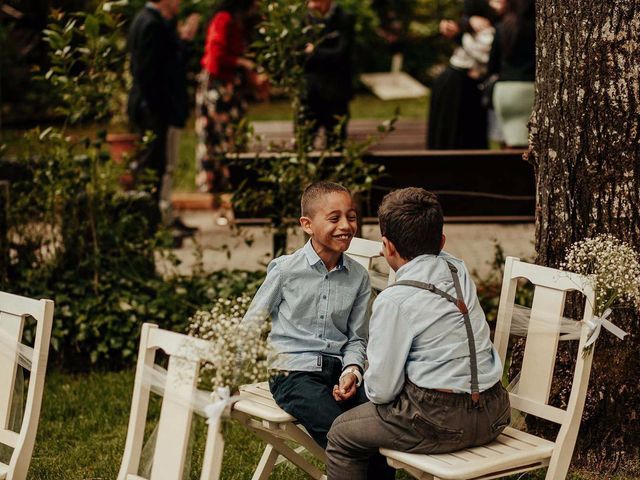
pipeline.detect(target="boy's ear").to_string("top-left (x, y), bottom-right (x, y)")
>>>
top-left (440, 234), bottom-right (446, 251)
top-left (382, 236), bottom-right (396, 257)
top-left (299, 216), bottom-right (314, 236)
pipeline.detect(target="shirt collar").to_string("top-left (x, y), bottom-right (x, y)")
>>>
top-left (303, 239), bottom-right (348, 271)
top-left (395, 253), bottom-right (439, 280)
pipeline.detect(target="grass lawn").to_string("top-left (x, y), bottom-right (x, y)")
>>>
top-left (26, 369), bottom-right (625, 480)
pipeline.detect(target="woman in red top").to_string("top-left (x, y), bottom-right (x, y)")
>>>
top-left (195, 0), bottom-right (258, 194)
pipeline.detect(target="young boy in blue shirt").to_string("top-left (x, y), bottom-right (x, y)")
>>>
top-left (244, 180), bottom-right (394, 480)
top-left (326, 187), bottom-right (510, 479)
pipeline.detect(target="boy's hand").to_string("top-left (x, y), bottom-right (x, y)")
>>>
top-left (332, 373), bottom-right (357, 401)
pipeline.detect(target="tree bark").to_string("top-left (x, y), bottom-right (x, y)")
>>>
top-left (528, 0), bottom-right (640, 471)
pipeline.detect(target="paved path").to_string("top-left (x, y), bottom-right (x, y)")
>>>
top-left (159, 209), bottom-right (535, 280)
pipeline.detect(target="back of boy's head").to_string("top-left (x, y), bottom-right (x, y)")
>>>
top-left (378, 188), bottom-right (443, 259)
top-left (301, 181), bottom-right (351, 217)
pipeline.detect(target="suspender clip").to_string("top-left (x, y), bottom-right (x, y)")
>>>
top-left (456, 299), bottom-right (469, 315)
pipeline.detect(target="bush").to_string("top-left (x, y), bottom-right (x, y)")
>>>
top-left (1, 127), bottom-right (265, 369)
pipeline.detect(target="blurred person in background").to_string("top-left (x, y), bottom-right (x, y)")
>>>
top-left (487, 0), bottom-right (535, 148)
top-left (427, 0), bottom-right (496, 150)
top-left (300, 0), bottom-right (355, 148)
top-left (128, 0), bottom-right (200, 234)
top-left (195, 0), bottom-right (266, 197)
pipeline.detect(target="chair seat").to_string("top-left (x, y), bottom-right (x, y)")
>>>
top-left (380, 427), bottom-right (555, 480)
top-left (235, 382), bottom-right (295, 423)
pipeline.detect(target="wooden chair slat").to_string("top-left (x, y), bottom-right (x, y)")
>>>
top-left (0, 428), bottom-right (19, 447)
top-left (0, 311), bottom-right (24, 430)
top-left (0, 461), bottom-right (9, 478)
top-left (508, 393), bottom-right (566, 424)
top-left (518, 286), bottom-right (565, 405)
top-left (151, 356), bottom-right (199, 480)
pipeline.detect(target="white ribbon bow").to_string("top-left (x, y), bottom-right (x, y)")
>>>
top-left (583, 308), bottom-right (628, 350)
top-left (203, 387), bottom-right (239, 432)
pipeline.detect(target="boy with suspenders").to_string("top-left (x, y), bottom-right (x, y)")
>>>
top-left (326, 188), bottom-right (510, 479)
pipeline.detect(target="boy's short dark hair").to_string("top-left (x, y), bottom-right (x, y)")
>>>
top-left (301, 181), bottom-right (351, 217)
top-left (378, 187), bottom-right (443, 259)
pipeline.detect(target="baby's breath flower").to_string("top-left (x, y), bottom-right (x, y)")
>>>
top-left (562, 234), bottom-right (640, 314)
top-left (187, 294), bottom-right (271, 391)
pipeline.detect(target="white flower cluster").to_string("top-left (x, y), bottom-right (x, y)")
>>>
top-left (188, 295), bottom-right (271, 391)
top-left (561, 234), bottom-right (640, 314)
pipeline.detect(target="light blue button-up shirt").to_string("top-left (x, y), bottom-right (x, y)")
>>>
top-left (244, 240), bottom-right (371, 372)
top-left (364, 251), bottom-right (503, 404)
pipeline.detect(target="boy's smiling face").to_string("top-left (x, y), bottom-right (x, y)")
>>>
top-left (300, 191), bottom-right (357, 262)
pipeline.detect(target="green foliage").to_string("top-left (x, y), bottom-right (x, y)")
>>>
top-left (42, 2), bottom-right (129, 125)
top-left (252, 0), bottom-right (319, 112)
top-left (235, 0), bottom-right (397, 251)
top-left (2, 1), bottom-right (266, 369)
top-left (3, 127), bottom-right (266, 368)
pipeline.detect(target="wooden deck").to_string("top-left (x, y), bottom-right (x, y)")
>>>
top-left (250, 119), bottom-right (426, 152)
top-left (174, 119), bottom-right (535, 222)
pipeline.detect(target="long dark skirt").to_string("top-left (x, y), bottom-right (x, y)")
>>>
top-left (194, 71), bottom-right (247, 193)
top-left (427, 66), bottom-right (488, 150)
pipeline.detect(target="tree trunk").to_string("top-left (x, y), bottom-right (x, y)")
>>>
top-left (528, 0), bottom-right (640, 471)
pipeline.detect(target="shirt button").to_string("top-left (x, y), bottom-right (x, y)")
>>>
top-left (322, 295), bottom-right (327, 299)
top-left (320, 315), bottom-right (324, 319)
top-left (325, 275), bottom-right (328, 279)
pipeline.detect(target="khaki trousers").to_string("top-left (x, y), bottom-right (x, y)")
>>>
top-left (326, 381), bottom-right (510, 480)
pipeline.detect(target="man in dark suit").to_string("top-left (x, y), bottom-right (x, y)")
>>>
top-left (300, 0), bottom-right (355, 148)
top-left (127, 0), bottom-right (199, 231)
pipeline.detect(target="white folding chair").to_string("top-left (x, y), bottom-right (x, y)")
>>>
top-left (345, 237), bottom-right (395, 290)
top-left (118, 323), bottom-right (227, 480)
top-left (231, 237), bottom-right (392, 480)
top-left (0, 291), bottom-right (54, 480)
top-left (381, 256), bottom-right (597, 479)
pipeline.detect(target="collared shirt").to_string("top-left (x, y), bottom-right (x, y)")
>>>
top-left (244, 239), bottom-right (371, 372)
top-left (364, 251), bottom-right (503, 404)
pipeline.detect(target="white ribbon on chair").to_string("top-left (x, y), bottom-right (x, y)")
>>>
top-left (582, 308), bottom-right (628, 349)
top-left (141, 365), bottom-right (240, 420)
top-left (203, 387), bottom-right (241, 434)
top-left (0, 328), bottom-right (34, 371)
top-left (509, 305), bottom-right (628, 347)
top-left (506, 305), bottom-right (629, 395)
top-left (0, 328), bottom-right (34, 434)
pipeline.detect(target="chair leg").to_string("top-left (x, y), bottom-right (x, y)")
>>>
top-left (252, 444), bottom-right (279, 480)
top-left (251, 428), bottom-right (326, 479)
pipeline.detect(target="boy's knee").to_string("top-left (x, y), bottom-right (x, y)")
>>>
top-left (327, 416), bottom-right (346, 449)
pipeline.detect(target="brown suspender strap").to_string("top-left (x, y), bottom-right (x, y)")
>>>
top-left (389, 261), bottom-right (481, 403)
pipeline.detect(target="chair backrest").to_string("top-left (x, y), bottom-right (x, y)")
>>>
top-left (118, 323), bottom-right (225, 480)
top-left (0, 291), bottom-right (54, 480)
top-left (493, 257), bottom-right (596, 478)
top-left (346, 237), bottom-right (396, 286)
